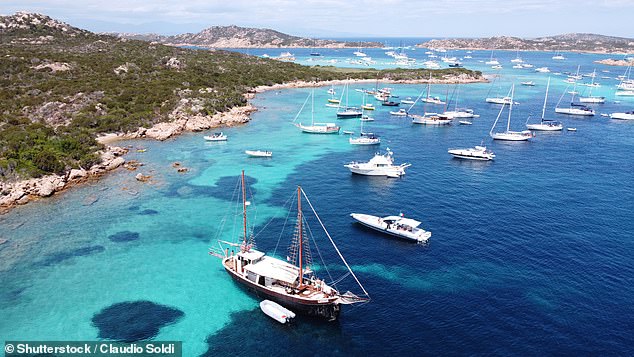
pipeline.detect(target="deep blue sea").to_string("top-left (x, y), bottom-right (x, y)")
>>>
top-left (1, 44), bottom-right (633, 356)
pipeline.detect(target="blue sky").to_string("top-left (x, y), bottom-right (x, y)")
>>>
top-left (2, 0), bottom-right (633, 38)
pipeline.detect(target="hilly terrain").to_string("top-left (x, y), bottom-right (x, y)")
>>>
top-left (418, 33), bottom-right (634, 53)
top-left (0, 12), bottom-right (478, 185)
top-left (112, 25), bottom-right (380, 48)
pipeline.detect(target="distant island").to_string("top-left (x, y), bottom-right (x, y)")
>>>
top-left (418, 33), bottom-right (634, 54)
top-left (0, 12), bottom-right (482, 211)
top-left (110, 25), bottom-right (381, 49)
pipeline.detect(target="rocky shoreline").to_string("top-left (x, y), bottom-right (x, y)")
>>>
top-left (593, 58), bottom-right (634, 66)
top-left (0, 74), bottom-right (485, 213)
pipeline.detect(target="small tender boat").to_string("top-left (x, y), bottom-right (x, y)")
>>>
top-left (361, 103), bottom-right (375, 110)
top-left (567, 127), bottom-right (577, 131)
top-left (350, 213), bottom-right (431, 243)
top-left (344, 148), bottom-right (410, 177)
top-left (245, 150), bottom-right (272, 157)
top-left (360, 116), bottom-right (375, 121)
top-left (260, 300), bottom-right (296, 324)
top-left (535, 67), bottom-right (550, 73)
top-left (521, 81), bottom-right (535, 86)
top-left (448, 145), bottom-right (495, 161)
top-left (204, 132), bottom-right (228, 141)
top-left (459, 120), bottom-right (473, 125)
top-left (390, 108), bottom-right (408, 116)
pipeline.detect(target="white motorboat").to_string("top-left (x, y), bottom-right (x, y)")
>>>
top-left (491, 65), bottom-right (503, 70)
top-left (294, 90), bottom-right (341, 134)
top-left (486, 96), bottom-right (514, 105)
top-left (344, 149), bottom-right (410, 178)
top-left (521, 81), bottom-right (535, 86)
top-left (245, 150), bottom-right (272, 157)
top-left (567, 127), bottom-right (577, 131)
top-left (448, 145), bottom-right (495, 161)
top-left (361, 103), bottom-right (375, 110)
top-left (526, 78), bottom-right (563, 131)
top-left (579, 96), bottom-right (605, 103)
top-left (204, 132), bottom-right (227, 141)
top-left (535, 67), bottom-right (550, 73)
top-left (350, 213), bottom-right (431, 243)
top-left (400, 97), bottom-right (415, 105)
top-left (390, 108), bottom-right (408, 116)
top-left (490, 84), bottom-right (534, 141)
top-left (360, 116), bottom-right (374, 121)
top-left (609, 111), bottom-right (634, 120)
top-left (459, 120), bottom-right (473, 125)
top-left (260, 300), bottom-right (295, 324)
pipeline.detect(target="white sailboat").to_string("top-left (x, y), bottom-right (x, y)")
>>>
top-left (443, 85), bottom-right (478, 119)
top-left (294, 90), bottom-right (341, 134)
top-left (490, 84), bottom-right (534, 141)
top-left (350, 94), bottom-right (380, 145)
top-left (486, 76), bottom-right (517, 105)
top-left (578, 70), bottom-right (605, 103)
top-left (337, 81), bottom-right (363, 119)
top-left (552, 50), bottom-right (565, 60)
top-left (554, 84), bottom-right (595, 116)
top-left (526, 78), bottom-right (563, 131)
top-left (485, 51), bottom-right (500, 65)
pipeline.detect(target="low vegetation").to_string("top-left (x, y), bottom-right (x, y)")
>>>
top-left (0, 13), bottom-right (482, 181)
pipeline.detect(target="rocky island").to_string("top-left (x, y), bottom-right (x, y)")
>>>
top-left (110, 25), bottom-right (381, 49)
top-left (418, 33), bottom-right (634, 54)
top-left (0, 12), bottom-right (483, 211)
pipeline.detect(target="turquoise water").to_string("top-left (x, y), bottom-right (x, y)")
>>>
top-left (1, 49), bottom-right (633, 355)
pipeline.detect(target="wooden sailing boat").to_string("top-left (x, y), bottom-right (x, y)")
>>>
top-left (211, 171), bottom-right (370, 321)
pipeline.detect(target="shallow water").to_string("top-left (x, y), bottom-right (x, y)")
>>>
top-left (1, 48), bottom-right (633, 355)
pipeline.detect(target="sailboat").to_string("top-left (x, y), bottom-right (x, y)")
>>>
top-left (485, 76), bottom-right (516, 105)
top-left (211, 171), bottom-right (370, 321)
top-left (294, 90), bottom-right (341, 134)
top-left (554, 84), bottom-right (595, 116)
top-left (442, 85), bottom-right (478, 119)
top-left (552, 50), bottom-right (566, 60)
top-left (526, 78), bottom-right (563, 131)
top-left (350, 94), bottom-right (380, 145)
top-left (485, 50), bottom-right (500, 65)
top-left (337, 81), bottom-right (363, 119)
top-left (489, 84), bottom-right (534, 141)
top-left (579, 70), bottom-right (605, 103)
top-left (420, 74), bottom-right (446, 104)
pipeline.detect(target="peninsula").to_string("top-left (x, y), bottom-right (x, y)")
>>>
top-left (0, 12), bottom-right (483, 211)
top-left (418, 33), bottom-right (634, 54)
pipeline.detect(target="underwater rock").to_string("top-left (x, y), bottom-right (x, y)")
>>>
top-left (36, 245), bottom-right (105, 267)
top-left (108, 231), bottom-right (140, 242)
top-left (92, 301), bottom-right (184, 342)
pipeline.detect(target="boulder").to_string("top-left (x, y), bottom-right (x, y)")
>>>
top-left (68, 168), bottom-right (87, 180)
top-left (105, 157), bottom-right (125, 171)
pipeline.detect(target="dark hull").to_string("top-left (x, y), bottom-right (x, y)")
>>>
top-left (224, 266), bottom-right (341, 321)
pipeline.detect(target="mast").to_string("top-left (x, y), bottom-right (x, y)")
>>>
top-left (241, 170), bottom-right (248, 249)
top-left (297, 186), bottom-right (303, 288)
top-left (311, 89), bottom-right (314, 126)
top-left (542, 77), bottom-right (550, 120)
top-left (507, 84), bottom-right (515, 132)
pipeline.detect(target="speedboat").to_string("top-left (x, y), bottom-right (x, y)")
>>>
top-left (400, 97), bottom-right (415, 105)
top-left (350, 213), bottom-right (431, 243)
top-left (245, 150), bottom-right (272, 157)
top-left (609, 111), bottom-right (634, 120)
top-left (204, 132), bottom-right (227, 141)
top-left (448, 145), bottom-right (495, 161)
top-left (390, 108), bottom-right (408, 116)
top-left (344, 149), bottom-right (410, 178)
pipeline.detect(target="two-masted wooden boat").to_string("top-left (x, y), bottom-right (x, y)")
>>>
top-left (211, 171), bottom-right (369, 321)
